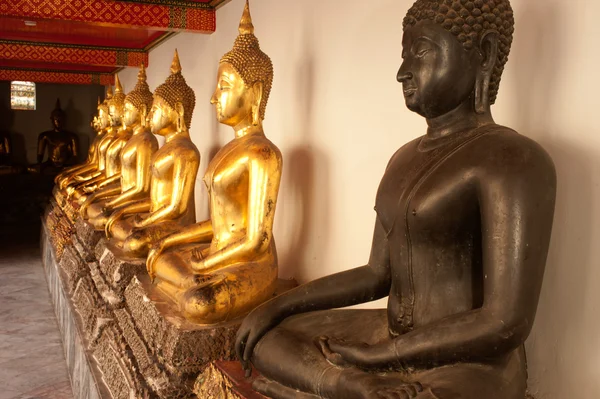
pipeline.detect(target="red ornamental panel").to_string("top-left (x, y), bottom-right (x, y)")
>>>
top-left (0, 69), bottom-right (114, 85)
top-left (0, 0), bottom-right (216, 32)
top-left (0, 41), bottom-right (148, 67)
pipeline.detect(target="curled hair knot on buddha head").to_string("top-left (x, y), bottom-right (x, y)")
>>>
top-left (154, 50), bottom-right (196, 130)
top-left (220, 0), bottom-right (273, 120)
top-left (403, 0), bottom-right (515, 104)
top-left (125, 64), bottom-right (154, 114)
top-left (98, 86), bottom-right (113, 114)
top-left (108, 74), bottom-right (126, 109)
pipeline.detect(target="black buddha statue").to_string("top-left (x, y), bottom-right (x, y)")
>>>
top-left (32, 99), bottom-right (78, 175)
top-left (235, 1), bottom-right (557, 398)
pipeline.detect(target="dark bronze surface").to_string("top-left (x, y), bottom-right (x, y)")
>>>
top-left (32, 99), bottom-right (78, 175)
top-left (235, 1), bottom-right (556, 398)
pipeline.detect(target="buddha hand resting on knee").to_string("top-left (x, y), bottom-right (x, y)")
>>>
top-left (146, 1), bottom-right (282, 324)
top-left (235, 1), bottom-right (556, 398)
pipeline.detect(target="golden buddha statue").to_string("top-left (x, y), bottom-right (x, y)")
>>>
top-left (81, 65), bottom-right (158, 230)
top-left (105, 50), bottom-right (199, 259)
top-left (65, 76), bottom-right (128, 202)
top-left (56, 91), bottom-right (113, 191)
top-left (146, 1), bottom-right (282, 324)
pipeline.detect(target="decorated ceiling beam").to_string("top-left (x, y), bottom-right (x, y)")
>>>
top-left (0, 68), bottom-right (114, 86)
top-left (1, 0), bottom-right (216, 33)
top-left (0, 40), bottom-right (148, 68)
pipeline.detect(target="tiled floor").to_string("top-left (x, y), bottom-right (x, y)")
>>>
top-left (0, 229), bottom-right (73, 399)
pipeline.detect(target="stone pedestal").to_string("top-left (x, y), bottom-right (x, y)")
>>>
top-left (195, 361), bottom-right (266, 399)
top-left (42, 204), bottom-right (296, 399)
top-left (41, 223), bottom-right (112, 399)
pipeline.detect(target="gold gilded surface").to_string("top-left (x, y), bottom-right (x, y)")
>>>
top-left (65, 76), bottom-right (127, 203)
top-left (81, 66), bottom-right (158, 230)
top-left (105, 50), bottom-right (199, 259)
top-left (147, 0), bottom-right (282, 324)
top-left (55, 87), bottom-right (117, 198)
top-left (54, 95), bottom-right (109, 195)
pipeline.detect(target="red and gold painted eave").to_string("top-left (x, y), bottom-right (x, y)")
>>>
top-left (0, 0), bottom-right (230, 85)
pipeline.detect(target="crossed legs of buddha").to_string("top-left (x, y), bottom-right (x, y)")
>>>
top-left (153, 247), bottom-right (278, 323)
top-left (250, 309), bottom-right (528, 399)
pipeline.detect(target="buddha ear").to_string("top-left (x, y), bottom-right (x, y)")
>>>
top-left (175, 101), bottom-right (185, 132)
top-left (140, 104), bottom-right (148, 127)
top-left (475, 31), bottom-right (499, 114)
top-left (251, 81), bottom-right (263, 126)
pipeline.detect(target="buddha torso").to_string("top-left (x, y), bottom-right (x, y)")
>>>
top-left (150, 135), bottom-right (198, 223)
top-left (120, 131), bottom-right (156, 192)
top-left (377, 125), bottom-right (551, 335)
top-left (96, 128), bottom-right (119, 172)
top-left (104, 128), bottom-right (132, 177)
top-left (40, 130), bottom-right (76, 165)
top-left (203, 134), bottom-right (280, 256)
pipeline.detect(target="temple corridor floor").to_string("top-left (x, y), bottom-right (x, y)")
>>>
top-left (0, 227), bottom-right (73, 399)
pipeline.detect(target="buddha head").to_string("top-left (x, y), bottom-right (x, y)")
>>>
top-left (50, 98), bottom-right (65, 130)
top-left (150, 50), bottom-right (196, 136)
top-left (211, 0), bottom-right (273, 128)
top-left (97, 87), bottom-right (112, 130)
top-left (107, 75), bottom-right (126, 127)
top-left (397, 0), bottom-right (514, 118)
top-left (91, 97), bottom-right (101, 131)
top-left (123, 65), bottom-right (154, 129)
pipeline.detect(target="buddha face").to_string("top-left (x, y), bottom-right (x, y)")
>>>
top-left (397, 20), bottom-right (478, 119)
top-left (108, 103), bottom-right (124, 127)
top-left (150, 96), bottom-right (177, 135)
top-left (51, 115), bottom-right (64, 130)
top-left (211, 63), bottom-right (255, 127)
top-left (123, 101), bottom-right (140, 128)
top-left (98, 108), bottom-right (110, 129)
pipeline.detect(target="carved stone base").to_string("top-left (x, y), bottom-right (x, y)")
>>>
top-left (59, 243), bottom-right (89, 294)
top-left (119, 275), bottom-right (240, 398)
top-left (95, 239), bottom-right (146, 301)
top-left (75, 218), bottom-right (103, 262)
top-left (72, 274), bottom-right (114, 347)
top-left (44, 204), bottom-right (297, 399)
top-left (195, 361), bottom-right (266, 399)
top-left (42, 222), bottom-right (112, 399)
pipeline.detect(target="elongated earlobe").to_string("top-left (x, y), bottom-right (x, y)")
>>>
top-left (474, 31), bottom-right (498, 114)
top-left (252, 81), bottom-right (263, 126)
top-left (474, 74), bottom-right (490, 114)
top-left (141, 105), bottom-right (148, 128)
top-left (175, 102), bottom-right (186, 132)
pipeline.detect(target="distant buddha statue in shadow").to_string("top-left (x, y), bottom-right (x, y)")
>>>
top-left (31, 99), bottom-right (78, 175)
top-left (235, 1), bottom-right (557, 398)
top-left (54, 97), bottom-right (107, 191)
top-left (0, 131), bottom-right (12, 167)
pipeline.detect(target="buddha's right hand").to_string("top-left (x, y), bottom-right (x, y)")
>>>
top-left (235, 301), bottom-right (282, 377)
top-left (105, 209), bottom-right (124, 238)
top-left (146, 242), bottom-right (165, 281)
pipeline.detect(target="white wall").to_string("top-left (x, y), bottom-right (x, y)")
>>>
top-left (118, 1), bottom-right (600, 397)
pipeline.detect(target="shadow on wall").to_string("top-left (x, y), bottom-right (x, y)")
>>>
top-left (279, 17), bottom-right (331, 282)
top-left (514, 3), bottom-right (597, 398)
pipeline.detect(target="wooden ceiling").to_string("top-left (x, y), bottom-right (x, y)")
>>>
top-left (0, 0), bottom-right (229, 85)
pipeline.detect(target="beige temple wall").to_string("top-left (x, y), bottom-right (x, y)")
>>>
top-left (118, 0), bottom-right (600, 397)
